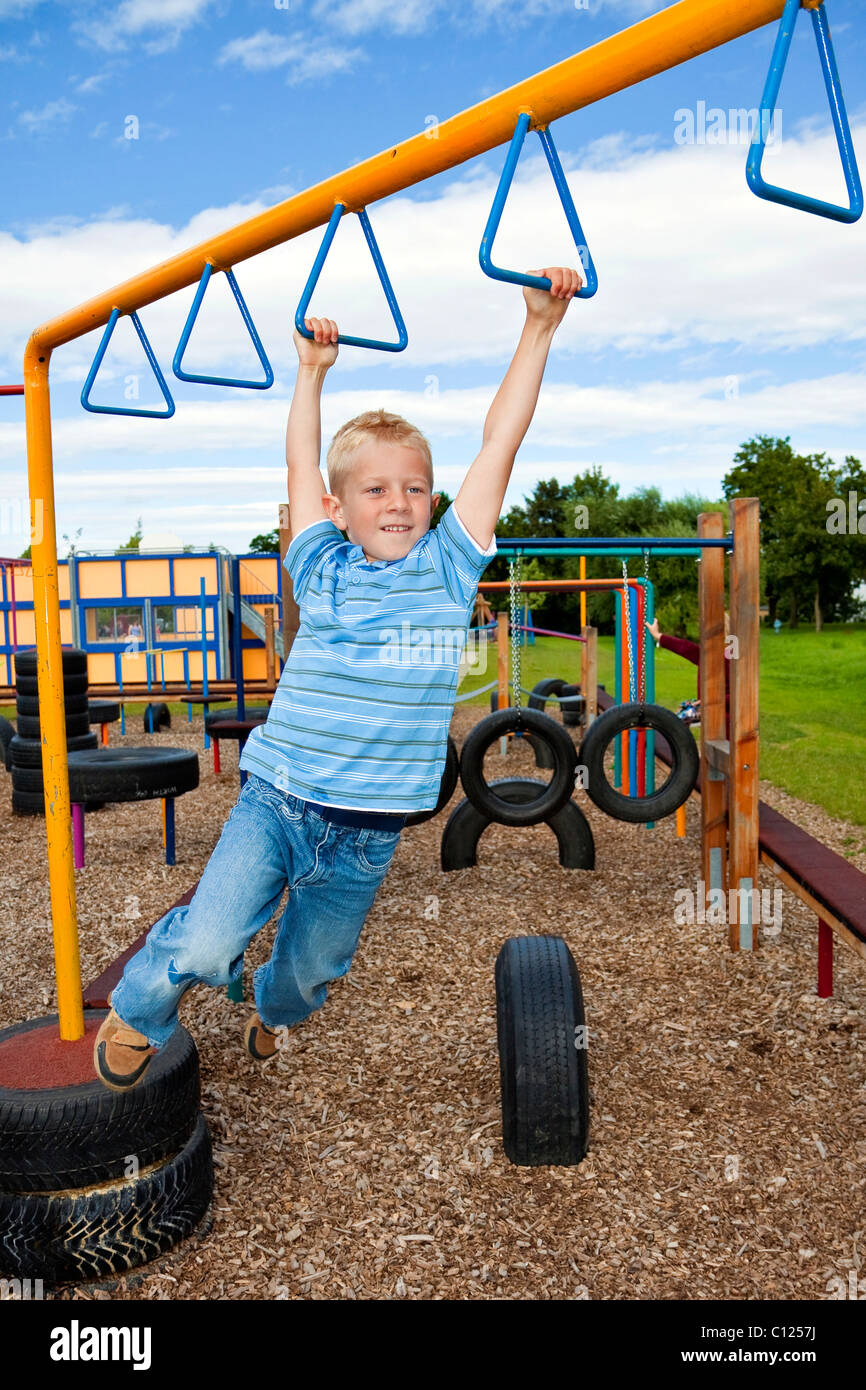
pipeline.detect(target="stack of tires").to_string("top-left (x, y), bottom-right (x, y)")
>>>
top-left (9, 647), bottom-right (99, 816)
top-left (0, 714), bottom-right (14, 772)
top-left (0, 1011), bottom-right (213, 1281)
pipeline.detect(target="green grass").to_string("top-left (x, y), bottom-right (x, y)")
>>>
top-left (3, 624), bottom-right (865, 823)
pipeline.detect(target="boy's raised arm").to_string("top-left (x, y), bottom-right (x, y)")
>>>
top-left (454, 266), bottom-right (581, 552)
top-left (286, 317), bottom-right (340, 542)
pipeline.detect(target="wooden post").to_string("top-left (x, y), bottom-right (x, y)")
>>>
top-left (728, 498), bottom-right (760, 952)
top-left (496, 611), bottom-right (509, 707)
top-left (698, 511), bottom-right (727, 924)
top-left (264, 605), bottom-right (275, 685)
top-left (581, 625), bottom-right (597, 729)
top-left (278, 503), bottom-right (300, 659)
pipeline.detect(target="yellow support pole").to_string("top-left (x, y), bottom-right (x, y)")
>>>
top-left (23, 0), bottom-right (789, 1039)
top-left (579, 556), bottom-right (586, 631)
top-left (24, 355), bottom-right (83, 1041)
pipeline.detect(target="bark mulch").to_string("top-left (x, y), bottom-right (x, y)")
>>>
top-left (1, 705), bottom-right (863, 1301)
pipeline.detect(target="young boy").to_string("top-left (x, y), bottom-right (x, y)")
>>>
top-left (94, 264), bottom-right (581, 1090)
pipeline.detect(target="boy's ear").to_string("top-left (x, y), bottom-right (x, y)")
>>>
top-left (431, 492), bottom-right (442, 513)
top-left (323, 492), bottom-right (345, 525)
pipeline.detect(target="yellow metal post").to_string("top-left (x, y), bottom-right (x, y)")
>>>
top-left (24, 352), bottom-right (84, 1040)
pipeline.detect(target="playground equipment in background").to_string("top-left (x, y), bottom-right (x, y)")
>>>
top-left (68, 746), bottom-right (200, 869)
top-left (5, 2), bottom-right (860, 1269)
top-left (464, 546), bottom-right (705, 829)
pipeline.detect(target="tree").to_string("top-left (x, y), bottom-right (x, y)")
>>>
top-left (119, 517), bottom-right (143, 551)
top-left (249, 530), bottom-right (280, 554)
top-left (724, 437), bottom-right (866, 630)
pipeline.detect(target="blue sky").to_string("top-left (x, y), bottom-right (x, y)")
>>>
top-left (1, 0), bottom-right (864, 555)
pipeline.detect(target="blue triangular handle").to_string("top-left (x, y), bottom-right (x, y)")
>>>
top-left (480, 112), bottom-right (598, 298)
top-left (295, 203), bottom-right (408, 352)
top-left (746, 0), bottom-right (862, 223)
top-left (81, 309), bottom-right (175, 418)
top-left (173, 263), bottom-right (274, 388)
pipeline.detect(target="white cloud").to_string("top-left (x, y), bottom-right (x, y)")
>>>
top-left (17, 98), bottom-right (77, 131)
top-left (309, 0), bottom-right (661, 38)
top-left (75, 0), bottom-right (218, 54)
top-left (1, 118), bottom-right (864, 546)
top-left (217, 29), bottom-right (365, 84)
top-left (309, 0), bottom-right (430, 38)
top-left (75, 72), bottom-right (112, 94)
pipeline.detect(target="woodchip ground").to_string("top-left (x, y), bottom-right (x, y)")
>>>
top-left (1, 705), bottom-right (864, 1301)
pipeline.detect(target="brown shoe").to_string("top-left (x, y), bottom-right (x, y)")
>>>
top-left (93, 1007), bottom-right (156, 1091)
top-left (244, 1012), bottom-right (280, 1061)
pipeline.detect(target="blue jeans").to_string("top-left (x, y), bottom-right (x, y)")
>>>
top-left (111, 773), bottom-right (402, 1048)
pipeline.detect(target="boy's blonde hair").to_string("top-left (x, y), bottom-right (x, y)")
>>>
top-left (326, 408), bottom-right (433, 498)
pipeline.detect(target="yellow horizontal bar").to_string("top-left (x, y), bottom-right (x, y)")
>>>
top-left (25, 0), bottom-right (784, 361)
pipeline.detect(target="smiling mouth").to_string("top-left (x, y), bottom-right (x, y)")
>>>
top-left (381, 525), bottom-right (411, 532)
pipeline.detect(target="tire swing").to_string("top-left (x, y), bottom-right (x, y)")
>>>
top-left (492, 675), bottom-right (578, 772)
top-left (404, 735), bottom-right (459, 827)
top-left (462, 558), bottom-right (577, 827)
top-left (579, 701), bottom-right (698, 823)
top-left (461, 706), bottom-right (576, 827)
top-left (441, 777), bottom-right (594, 870)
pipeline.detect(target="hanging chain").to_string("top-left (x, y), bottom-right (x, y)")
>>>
top-left (509, 552), bottom-right (522, 710)
top-left (640, 547), bottom-right (650, 703)
top-left (622, 557), bottom-right (635, 704)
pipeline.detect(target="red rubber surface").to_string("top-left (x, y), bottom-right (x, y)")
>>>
top-left (0, 1014), bottom-right (103, 1090)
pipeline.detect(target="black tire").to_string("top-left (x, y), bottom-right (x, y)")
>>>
top-left (16, 712), bottom-right (91, 740)
top-left (13, 647), bottom-right (88, 678)
top-left (460, 709), bottom-right (577, 827)
top-left (495, 935), bottom-right (589, 1167)
top-left (560, 684), bottom-right (585, 727)
top-left (578, 701), bottom-right (699, 824)
top-left (16, 693), bottom-right (89, 718)
top-left (441, 778), bottom-right (595, 871)
top-left (0, 1011), bottom-right (201, 1193)
top-left (11, 766), bottom-right (109, 805)
top-left (528, 677), bottom-right (569, 713)
top-left (8, 732), bottom-right (98, 768)
top-left (204, 705), bottom-right (269, 732)
top-left (404, 736), bottom-right (459, 827)
top-left (11, 790), bottom-right (45, 816)
top-left (143, 702), bottom-right (171, 733)
top-left (15, 672), bottom-right (89, 698)
top-left (0, 715), bottom-right (14, 771)
top-left (88, 700), bottom-right (120, 723)
top-left (67, 747), bottom-right (199, 802)
top-left (0, 1113), bottom-right (213, 1281)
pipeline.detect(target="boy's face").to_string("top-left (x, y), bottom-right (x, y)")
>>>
top-left (325, 440), bottom-right (441, 563)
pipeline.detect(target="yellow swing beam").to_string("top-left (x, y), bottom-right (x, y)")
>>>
top-left (23, 0), bottom-right (788, 1039)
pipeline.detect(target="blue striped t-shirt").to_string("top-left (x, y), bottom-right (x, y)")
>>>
top-left (238, 501), bottom-right (497, 812)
